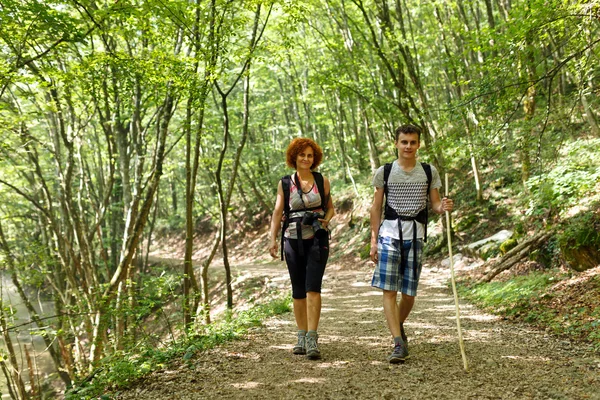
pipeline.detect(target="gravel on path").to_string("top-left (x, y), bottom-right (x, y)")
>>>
top-left (116, 262), bottom-right (600, 400)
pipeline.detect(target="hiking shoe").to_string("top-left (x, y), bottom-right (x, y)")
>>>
top-left (400, 323), bottom-right (408, 350)
top-left (293, 331), bottom-right (306, 355)
top-left (306, 331), bottom-right (321, 360)
top-left (388, 340), bottom-right (409, 363)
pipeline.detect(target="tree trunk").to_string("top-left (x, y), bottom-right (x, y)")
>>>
top-left (0, 301), bottom-right (29, 399)
top-left (478, 232), bottom-right (552, 283)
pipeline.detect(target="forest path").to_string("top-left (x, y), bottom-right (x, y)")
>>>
top-left (116, 261), bottom-right (600, 400)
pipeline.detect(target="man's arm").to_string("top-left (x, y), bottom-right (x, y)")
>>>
top-left (369, 187), bottom-right (385, 263)
top-left (429, 187), bottom-right (454, 214)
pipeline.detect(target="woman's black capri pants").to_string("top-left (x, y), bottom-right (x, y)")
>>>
top-left (284, 231), bottom-right (329, 299)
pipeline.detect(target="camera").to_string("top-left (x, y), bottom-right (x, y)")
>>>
top-left (301, 211), bottom-right (320, 226)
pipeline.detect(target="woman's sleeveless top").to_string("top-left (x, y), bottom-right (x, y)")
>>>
top-left (284, 180), bottom-right (324, 240)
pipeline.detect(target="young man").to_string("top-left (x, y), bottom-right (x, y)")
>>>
top-left (369, 124), bottom-right (454, 363)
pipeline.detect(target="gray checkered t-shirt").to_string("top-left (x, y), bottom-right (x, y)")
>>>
top-left (372, 161), bottom-right (442, 240)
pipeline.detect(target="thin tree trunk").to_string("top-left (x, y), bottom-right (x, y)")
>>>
top-left (0, 301), bottom-right (29, 399)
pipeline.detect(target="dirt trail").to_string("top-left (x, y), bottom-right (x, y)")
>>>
top-left (116, 261), bottom-right (600, 400)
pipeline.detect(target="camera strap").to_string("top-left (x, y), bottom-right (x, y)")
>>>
top-left (292, 172), bottom-right (309, 257)
top-left (293, 172), bottom-right (309, 211)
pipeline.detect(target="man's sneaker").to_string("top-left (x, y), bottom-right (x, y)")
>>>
top-left (388, 340), bottom-right (409, 363)
top-left (293, 330), bottom-right (306, 355)
top-left (305, 331), bottom-right (321, 360)
top-left (400, 322), bottom-right (408, 350)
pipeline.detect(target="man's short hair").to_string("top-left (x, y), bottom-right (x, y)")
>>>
top-left (395, 124), bottom-right (421, 141)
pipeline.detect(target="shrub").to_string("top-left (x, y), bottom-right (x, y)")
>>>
top-left (557, 208), bottom-right (600, 271)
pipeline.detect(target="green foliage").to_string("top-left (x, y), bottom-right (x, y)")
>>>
top-left (458, 272), bottom-right (555, 318)
top-left (455, 214), bottom-right (478, 232)
top-left (529, 238), bottom-right (559, 269)
top-left (557, 208), bottom-right (600, 251)
top-left (1, 0), bottom-right (599, 394)
top-left (556, 207), bottom-right (600, 271)
top-left (499, 238), bottom-right (518, 255)
top-left (458, 272), bottom-right (600, 349)
top-left (131, 272), bottom-right (180, 321)
top-left (525, 139), bottom-right (600, 217)
top-left (66, 296), bottom-right (292, 399)
top-left (359, 241), bottom-right (371, 260)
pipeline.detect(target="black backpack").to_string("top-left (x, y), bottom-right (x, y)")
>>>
top-left (383, 161), bottom-right (432, 242)
top-left (280, 171), bottom-right (328, 260)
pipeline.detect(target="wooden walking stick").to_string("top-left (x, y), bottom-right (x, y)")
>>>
top-left (445, 173), bottom-right (469, 371)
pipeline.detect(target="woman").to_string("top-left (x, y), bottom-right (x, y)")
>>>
top-left (269, 138), bottom-right (335, 360)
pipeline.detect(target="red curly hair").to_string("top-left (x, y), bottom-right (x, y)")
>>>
top-left (286, 138), bottom-right (323, 170)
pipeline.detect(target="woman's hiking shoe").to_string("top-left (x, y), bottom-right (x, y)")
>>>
top-left (306, 331), bottom-right (321, 360)
top-left (293, 330), bottom-right (306, 355)
top-left (388, 339), bottom-right (409, 363)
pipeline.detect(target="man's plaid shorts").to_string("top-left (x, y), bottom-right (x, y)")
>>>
top-left (371, 236), bottom-right (424, 296)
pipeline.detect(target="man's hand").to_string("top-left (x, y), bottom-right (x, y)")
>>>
top-left (370, 242), bottom-right (378, 263)
top-left (440, 197), bottom-right (454, 213)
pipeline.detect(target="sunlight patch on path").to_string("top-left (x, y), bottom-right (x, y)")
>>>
top-left (290, 378), bottom-right (327, 384)
top-left (231, 381), bottom-right (263, 389)
top-left (316, 361), bottom-right (349, 369)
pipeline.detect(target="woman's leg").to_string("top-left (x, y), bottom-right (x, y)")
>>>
top-left (305, 235), bottom-right (327, 331)
top-left (306, 292), bottom-right (321, 331)
top-left (285, 238), bottom-right (308, 330)
top-left (293, 298), bottom-right (308, 331)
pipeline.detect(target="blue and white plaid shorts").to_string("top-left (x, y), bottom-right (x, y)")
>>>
top-left (371, 236), bottom-right (424, 296)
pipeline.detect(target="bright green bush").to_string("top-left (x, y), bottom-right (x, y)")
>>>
top-left (556, 208), bottom-right (600, 271)
top-left (525, 138), bottom-right (600, 217)
top-left (65, 296), bottom-right (292, 400)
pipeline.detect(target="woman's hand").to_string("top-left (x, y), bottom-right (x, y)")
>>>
top-left (318, 218), bottom-right (330, 229)
top-left (269, 240), bottom-right (278, 259)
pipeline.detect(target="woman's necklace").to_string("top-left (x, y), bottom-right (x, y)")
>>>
top-left (297, 176), bottom-right (314, 194)
top-left (301, 181), bottom-right (314, 194)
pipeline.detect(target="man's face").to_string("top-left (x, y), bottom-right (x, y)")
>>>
top-left (395, 133), bottom-right (420, 159)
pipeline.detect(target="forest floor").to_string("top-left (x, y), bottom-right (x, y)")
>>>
top-left (114, 247), bottom-right (600, 400)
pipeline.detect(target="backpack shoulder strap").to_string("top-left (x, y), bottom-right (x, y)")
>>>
top-left (281, 175), bottom-right (292, 216)
top-left (382, 162), bottom-right (395, 218)
top-left (420, 162), bottom-right (432, 197)
top-left (383, 162), bottom-right (393, 196)
top-left (280, 175), bottom-right (292, 261)
top-left (312, 171), bottom-right (327, 210)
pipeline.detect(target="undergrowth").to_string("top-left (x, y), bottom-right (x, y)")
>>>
top-left (66, 296), bottom-right (292, 400)
top-left (457, 271), bottom-right (600, 351)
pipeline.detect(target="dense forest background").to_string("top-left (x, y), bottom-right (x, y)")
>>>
top-left (1, 0), bottom-right (599, 398)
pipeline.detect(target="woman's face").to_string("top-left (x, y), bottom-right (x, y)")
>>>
top-left (296, 146), bottom-right (314, 170)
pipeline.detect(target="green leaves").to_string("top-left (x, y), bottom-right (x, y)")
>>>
top-left (525, 138), bottom-right (600, 216)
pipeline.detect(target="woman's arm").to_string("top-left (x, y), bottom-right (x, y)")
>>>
top-left (319, 177), bottom-right (335, 228)
top-left (268, 180), bottom-right (285, 258)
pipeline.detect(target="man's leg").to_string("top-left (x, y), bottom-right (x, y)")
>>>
top-left (384, 290), bottom-right (409, 362)
top-left (398, 293), bottom-right (415, 346)
top-left (383, 290), bottom-right (401, 338)
top-left (395, 239), bottom-right (423, 352)
top-left (398, 293), bottom-right (415, 325)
